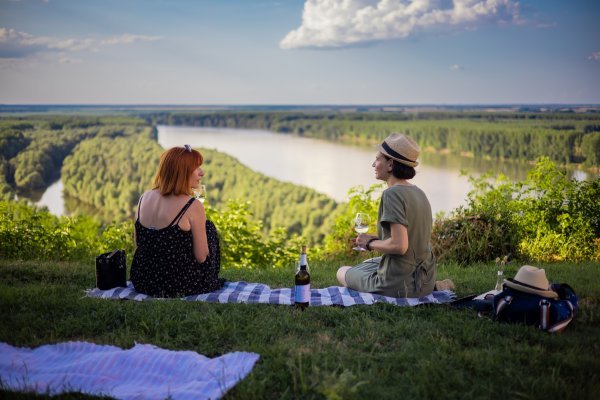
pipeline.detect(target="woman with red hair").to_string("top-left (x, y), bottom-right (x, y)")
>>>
top-left (130, 145), bottom-right (224, 297)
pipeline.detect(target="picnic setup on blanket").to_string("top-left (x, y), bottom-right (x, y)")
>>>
top-left (0, 341), bottom-right (259, 400)
top-left (90, 255), bottom-right (576, 333)
top-left (87, 280), bottom-right (457, 307)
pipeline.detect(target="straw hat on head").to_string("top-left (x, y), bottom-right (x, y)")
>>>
top-left (504, 265), bottom-right (558, 299)
top-left (377, 133), bottom-right (420, 167)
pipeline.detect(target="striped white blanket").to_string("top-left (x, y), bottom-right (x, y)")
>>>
top-left (0, 341), bottom-right (259, 400)
top-left (87, 281), bottom-right (455, 306)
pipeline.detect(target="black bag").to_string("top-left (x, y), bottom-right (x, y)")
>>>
top-left (95, 249), bottom-right (127, 290)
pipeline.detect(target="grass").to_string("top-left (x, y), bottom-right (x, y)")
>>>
top-left (0, 258), bottom-right (599, 399)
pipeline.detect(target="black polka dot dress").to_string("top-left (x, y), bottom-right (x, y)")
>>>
top-left (131, 197), bottom-right (225, 297)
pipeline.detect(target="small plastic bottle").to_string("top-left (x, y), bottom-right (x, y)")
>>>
top-left (494, 256), bottom-right (508, 292)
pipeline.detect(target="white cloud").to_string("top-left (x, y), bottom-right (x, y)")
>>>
top-left (280, 0), bottom-right (522, 49)
top-left (0, 27), bottom-right (163, 59)
top-left (58, 54), bottom-right (83, 64)
top-left (100, 34), bottom-right (162, 46)
top-left (50, 38), bottom-right (96, 52)
top-left (588, 51), bottom-right (600, 62)
top-left (0, 28), bottom-right (52, 57)
top-left (450, 64), bottom-right (463, 71)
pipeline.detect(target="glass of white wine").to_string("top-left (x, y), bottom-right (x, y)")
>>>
top-left (352, 212), bottom-right (371, 251)
top-left (193, 184), bottom-right (206, 203)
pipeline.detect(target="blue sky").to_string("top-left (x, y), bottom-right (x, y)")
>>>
top-left (0, 0), bottom-right (598, 104)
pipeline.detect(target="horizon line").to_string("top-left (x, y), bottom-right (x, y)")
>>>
top-left (2, 103), bottom-right (600, 107)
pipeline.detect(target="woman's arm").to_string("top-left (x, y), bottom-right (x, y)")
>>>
top-left (133, 193), bottom-right (145, 248)
top-left (189, 200), bottom-right (209, 263)
top-left (356, 223), bottom-right (408, 255)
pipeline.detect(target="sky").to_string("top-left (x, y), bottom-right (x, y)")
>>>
top-left (0, 0), bottom-right (599, 105)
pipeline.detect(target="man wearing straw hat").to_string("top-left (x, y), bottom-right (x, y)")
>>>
top-left (337, 133), bottom-right (449, 298)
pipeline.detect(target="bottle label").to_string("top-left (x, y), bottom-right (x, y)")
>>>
top-left (295, 284), bottom-right (310, 303)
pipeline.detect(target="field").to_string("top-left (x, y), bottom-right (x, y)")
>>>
top-left (1, 259), bottom-right (599, 399)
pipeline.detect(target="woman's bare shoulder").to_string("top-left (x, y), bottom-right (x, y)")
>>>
top-left (187, 197), bottom-right (204, 213)
top-left (140, 189), bottom-right (160, 200)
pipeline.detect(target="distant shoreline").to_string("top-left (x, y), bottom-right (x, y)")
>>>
top-left (2, 104), bottom-right (600, 114)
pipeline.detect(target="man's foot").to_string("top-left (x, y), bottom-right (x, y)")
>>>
top-left (435, 279), bottom-right (455, 291)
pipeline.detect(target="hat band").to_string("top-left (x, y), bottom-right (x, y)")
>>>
top-left (381, 141), bottom-right (416, 164)
top-left (506, 278), bottom-right (548, 292)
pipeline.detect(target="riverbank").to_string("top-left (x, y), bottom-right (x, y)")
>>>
top-left (152, 110), bottom-right (600, 171)
top-left (1, 259), bottom-right (598, 399)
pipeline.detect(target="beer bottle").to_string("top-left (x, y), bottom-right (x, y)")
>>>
top-left (294, 245), bottom-right (310, 309)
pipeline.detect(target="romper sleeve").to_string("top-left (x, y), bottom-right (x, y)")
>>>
top-left (379, 187), bottom-right (408, 227)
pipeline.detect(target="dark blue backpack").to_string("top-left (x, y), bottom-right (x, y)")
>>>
top-left (493, 283), bottom-right (578, 333)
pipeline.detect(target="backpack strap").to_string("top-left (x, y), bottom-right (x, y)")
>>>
top-left (539, 299), bottom-right (550, 330)
top-left (545, 300), bottom-right (575, 334)
top-left (167, 197), bottom-right (195, 227)
top-left (494, 295), bottom-right (513, 317)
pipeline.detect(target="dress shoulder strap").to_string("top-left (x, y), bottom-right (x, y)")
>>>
top-left (167, 197), bottom-right (196, 227)
top-left (136, 194), bottom-right (144, 221)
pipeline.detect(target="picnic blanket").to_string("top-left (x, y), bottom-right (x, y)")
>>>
top-left (0, 341), bottom-right (259, 400)
top-left (87, 281), bottom-right (455, 306)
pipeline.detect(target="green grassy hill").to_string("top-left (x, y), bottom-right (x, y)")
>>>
top-left (1, 259), bottom-right (598, 399)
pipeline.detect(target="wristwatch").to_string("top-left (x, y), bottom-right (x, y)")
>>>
top-left (366, 238), bottom-right (377, 251)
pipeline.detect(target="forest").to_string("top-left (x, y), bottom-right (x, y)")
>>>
top-left (0, 115), bottom-right (342, 243)
top-left (0, 110), bottom-right (598, 263)
top-left (0, 116), bottom-right (147, 201)
top-left (150, 111), bottom-right (600, 167)
top-left (60, 136), bottom-right (341, 241)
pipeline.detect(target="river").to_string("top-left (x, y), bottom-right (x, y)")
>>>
top-left (156, 126), bottom-right (533, 216)
top-left (37, 126), bottom-right (594, 218)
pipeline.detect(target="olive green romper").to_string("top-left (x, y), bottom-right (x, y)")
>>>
top-left (345, 184), bottom-right (436, 298)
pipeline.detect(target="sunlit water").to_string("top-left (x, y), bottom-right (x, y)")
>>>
top-left (158, 126), bottom-right (525, 216)
top-left (36, 179), bottom-right (65, 216)
top-left (37, 126), bottom-right (595, 218)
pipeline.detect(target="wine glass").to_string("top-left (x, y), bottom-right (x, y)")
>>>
top-left (352, 212), bottom-right (371, 251)
top-left (193, 185), bottom-right (206, 203)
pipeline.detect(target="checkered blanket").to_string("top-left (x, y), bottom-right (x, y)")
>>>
top-left (87, 281), bottom-right (455, 306)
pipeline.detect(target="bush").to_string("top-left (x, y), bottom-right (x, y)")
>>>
top-left (207, 200), bottom-right (305, 269)
top-left (432, 210), bottom-right (514, 265)
top-left (432, 171), bottom-right (520, 264)
top-left (513, 159), bottom-right (599, 261)
top-left (0, 200), bottom-right (105, 261)
top-left (432, 158), bottom-right (600, 263)
top-left (322, 184), bottom-right (382, 256)
top-left (0, 199), bottom-right (307, 269)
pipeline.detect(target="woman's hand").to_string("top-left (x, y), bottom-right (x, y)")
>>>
top-left (356, 224), bottom-right (408, 255)
top-left (355, 234), bottom-right (377, 249)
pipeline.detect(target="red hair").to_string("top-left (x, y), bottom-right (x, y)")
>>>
top-left (153, 146), bottom-right (203, 196)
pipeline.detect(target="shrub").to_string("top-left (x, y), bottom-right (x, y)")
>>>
top-left (0, 200), bottom-right (104, 261)
top-left (0, 199), bottom-right (307, 269)
top-left (432, 158), bottom-right (600, 263)
top-left (513, 159), bottom-right (599, 261)
top-left (322, 184), bottom-right (382, 257)
top-left (432, 209), bottom-right (514, 265)
top-left (207, 200), bottom-right (305, 269)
